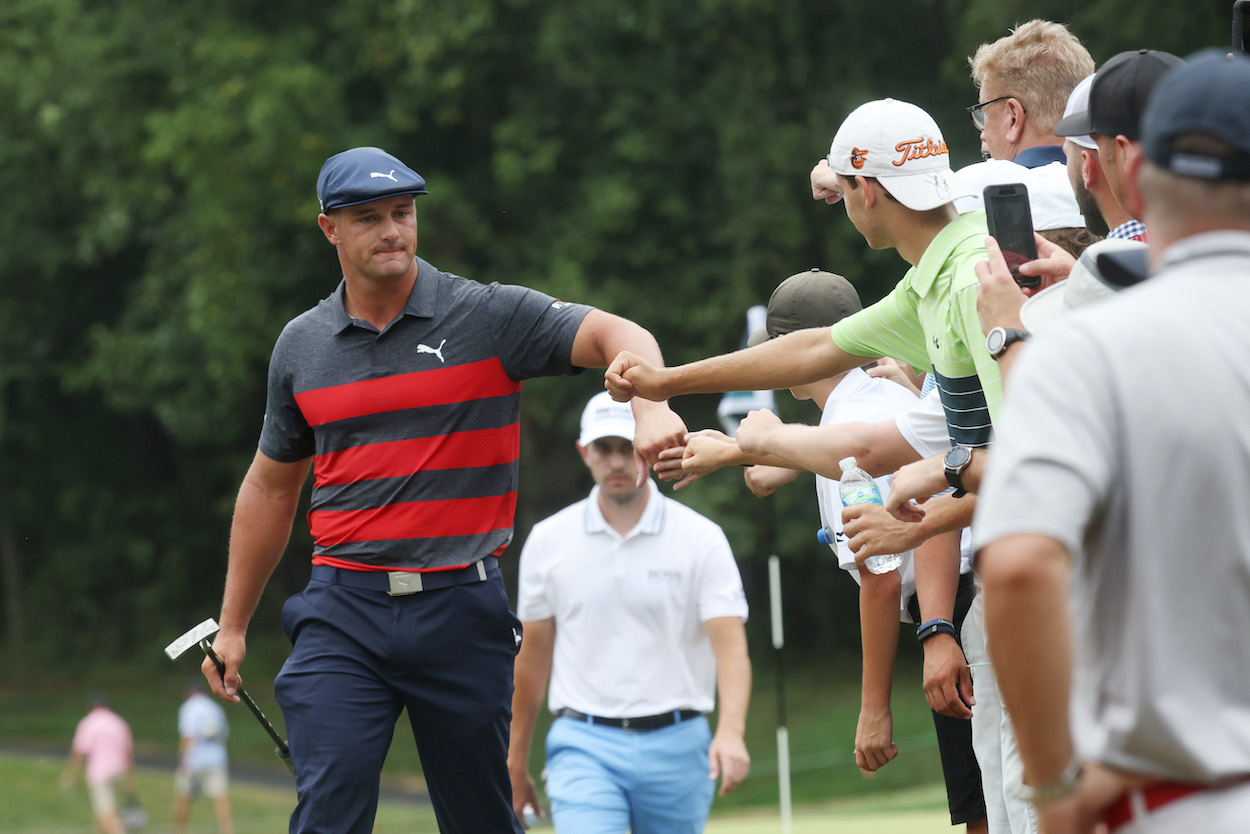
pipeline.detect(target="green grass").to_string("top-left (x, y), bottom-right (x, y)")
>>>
top-left (0, 643), bottom-right (953, 829)
top-left (0, 752), bottom-right (950, 834)
top-left (0, 751), bottom-right (441, 833)
top-left (707, 651), bottom-right (951, 812)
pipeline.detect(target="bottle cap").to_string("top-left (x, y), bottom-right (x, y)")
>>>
top-left (839, 456), bottom-right (857, 472)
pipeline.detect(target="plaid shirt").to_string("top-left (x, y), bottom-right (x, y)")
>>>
top-left (1108, 219), bottom-right (1149, 242)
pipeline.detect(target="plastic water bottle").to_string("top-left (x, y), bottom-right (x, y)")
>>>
top-left (522, 803), bottom-right (540, 828)
top-left (838, 456), bottom-right (902, 575)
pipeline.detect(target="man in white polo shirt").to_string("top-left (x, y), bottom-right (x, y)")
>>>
top-left (508, 392), bottom-right (751, 832)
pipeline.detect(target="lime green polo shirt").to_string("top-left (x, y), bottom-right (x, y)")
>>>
top-left (830, 210), bottom-right (1001, 447)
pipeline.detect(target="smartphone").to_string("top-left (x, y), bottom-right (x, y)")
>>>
top-left (1235, 0), bottom-right (1250, 56)
top-left (983, 183), bottom-right (1039, 289)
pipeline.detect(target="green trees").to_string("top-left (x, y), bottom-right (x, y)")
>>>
top-left (0, 0), bottom-right (1225, 661)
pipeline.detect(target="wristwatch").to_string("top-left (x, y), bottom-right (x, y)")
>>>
top-left (943, 446), bottom-right (973, 498)
top-left (986, 326), bottom-right (1031, 360)
top-left (1017, 757), bottom-right (1084, 807)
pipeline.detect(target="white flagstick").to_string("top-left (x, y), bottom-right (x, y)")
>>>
top-left (769, 555), bottom-right (792, 834)
top-left (716, 305), bottom-right (778, 437)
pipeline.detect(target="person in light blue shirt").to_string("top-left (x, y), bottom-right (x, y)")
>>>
top-left (173, 682), bottom-right (234, 834)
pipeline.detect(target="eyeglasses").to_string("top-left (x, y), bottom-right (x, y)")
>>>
top-left (966, 95), bottom-right (1026, 131)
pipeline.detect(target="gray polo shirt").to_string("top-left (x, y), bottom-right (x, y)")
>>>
top-left (975, 231), bottom-right (1250, 781)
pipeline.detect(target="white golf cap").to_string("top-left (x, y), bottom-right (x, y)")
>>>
top-left (1060, 75), bottom-right (1098, 151)
top-left (1020, 238), bottom-right (1148, 333)
top-left (954, 159), bottom-right (1084, 230)
top-left (578, 391), bottom-right (636, 446)
top-left (828, 98), bottom-right (972, 211)
top-left (1026, 168), bottom-right (1086, 231)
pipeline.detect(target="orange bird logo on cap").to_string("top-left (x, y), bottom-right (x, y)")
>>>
top-left (849, 148), bottom-right (870, 170)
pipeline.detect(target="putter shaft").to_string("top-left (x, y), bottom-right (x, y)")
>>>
top-left (200, 639), bottom-right (295, 774)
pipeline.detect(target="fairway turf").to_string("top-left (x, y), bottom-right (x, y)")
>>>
top-left (2, 752), bottom-right (950, 833)
top-left (707, 782), bottom-right (951, 833)
top-left (2, 658), bottom-right (954, 831)
top-left (706, 809), bottom-right (952, 833)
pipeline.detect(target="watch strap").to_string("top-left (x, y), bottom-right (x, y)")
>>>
top-left (944, 447), bottom-right (972, 498)
top-left (916, 618), bottom-right (958, 643)
top-left (1017, 757), bottom-right (1084, 806)
top-left (988, 326), bottom-right (1031, 359)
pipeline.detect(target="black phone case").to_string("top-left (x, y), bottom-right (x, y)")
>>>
top-left (984, 183), bottom-right (1039, 288)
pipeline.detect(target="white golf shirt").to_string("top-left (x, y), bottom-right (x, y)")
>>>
top-left (516, 480), bottom-right (747, 717)
top-left (815, 369), bottom-right (920, 619)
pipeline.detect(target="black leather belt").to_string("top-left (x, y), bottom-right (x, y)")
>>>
top-left (311, 557), bottom-right (496, 596)
top-left (555, 708), bottom-right (703, 732)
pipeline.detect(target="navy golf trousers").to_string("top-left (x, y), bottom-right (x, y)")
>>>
top-left (273, 560), bottom-right (525, 834)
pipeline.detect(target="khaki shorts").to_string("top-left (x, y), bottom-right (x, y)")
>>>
top-left (88, 777), bottom-right (121, 815)
top-left (175, 766), bottom-right (229, 798)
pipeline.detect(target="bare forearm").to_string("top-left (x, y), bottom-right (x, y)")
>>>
top-left (847, 497), bottom-right (975, 562)
top-left (979, 535), bottom-right (1075, 786)
top-left (961, 449), bottom-right (988, 495)
top-left (765, 422), bottom-right (920, 480)
top-left (508, 621), bottom-right (554, 772)
top-left (735, 451), bottom-right (797, 469)
top-left (667, 329), bottom-right (866, 397)
top-left (706, 618), bottom-right (751, 737)
top-left (859, 572), bottom-right (902, 709)
top-left (993, 343), bottom-right (1025, 387)
top-left (571, 310), bottom-right (665, 369)
top-left (701, 440), bottom-right (795, 471)
top-left (912, 530), bottom-right (962, 622)
top-left (909, 494), bottom-right (976, 541)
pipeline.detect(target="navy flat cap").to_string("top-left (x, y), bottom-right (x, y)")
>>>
top-left (317, 147), bottom-right (428, 211)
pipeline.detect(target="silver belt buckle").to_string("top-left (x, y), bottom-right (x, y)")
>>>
top-left (387, 571), bottom-right (423, 596)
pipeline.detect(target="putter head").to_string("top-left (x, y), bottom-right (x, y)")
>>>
top-left (164, 618), bottom-right (220, 661)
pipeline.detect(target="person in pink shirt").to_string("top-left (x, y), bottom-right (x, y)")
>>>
top-left (60, 693), bottom-right (135, 834)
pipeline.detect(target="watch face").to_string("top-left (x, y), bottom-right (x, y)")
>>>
top-left (986, 327), bottom-right (1006, 356)
top-left (945, 446), bottom-right (972, 469)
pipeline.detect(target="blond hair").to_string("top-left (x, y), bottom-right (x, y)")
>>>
top-left (969, 20), bottom-right (1095, 134)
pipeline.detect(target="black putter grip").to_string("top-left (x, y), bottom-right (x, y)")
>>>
top-left (200, 639), bottom-right (295, 773)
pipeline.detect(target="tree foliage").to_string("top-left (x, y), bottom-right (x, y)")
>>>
top-left (0, 0), bottom-right (1226, 662)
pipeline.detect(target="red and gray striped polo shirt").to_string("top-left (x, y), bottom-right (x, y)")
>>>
top-left (259, 258), bottom-right (591, 571)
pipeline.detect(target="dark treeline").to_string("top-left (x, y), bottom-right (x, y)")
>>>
top-left (0, 0), bottom-right (1224, 665)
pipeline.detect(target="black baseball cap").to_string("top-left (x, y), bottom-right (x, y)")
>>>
top-left (317, 147), bottom-right (428, 212)
top-left (1054, 49), bottom-right (1184, 141)
top-left (1142, 51), bottom-right (1250, 181)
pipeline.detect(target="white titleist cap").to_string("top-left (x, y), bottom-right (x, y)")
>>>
top-left (827, 98), bottom-right (972, 211)
top-left (578, 391), bottom-right (636, 446)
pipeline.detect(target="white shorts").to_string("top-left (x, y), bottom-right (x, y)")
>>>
top-left (175, 765), bottom-right (229, 798)
top-left (88, 777), bottom-right (120, 815)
